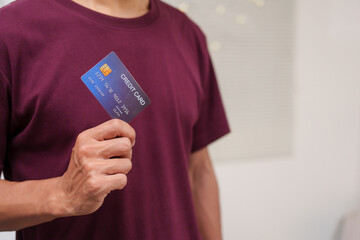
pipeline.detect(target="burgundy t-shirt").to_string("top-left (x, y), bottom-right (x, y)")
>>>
top-left (0, 0), bottom-right (230, 239)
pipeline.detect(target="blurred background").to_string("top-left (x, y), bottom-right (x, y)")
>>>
top-left (1, 0), bottom-right (360, 239)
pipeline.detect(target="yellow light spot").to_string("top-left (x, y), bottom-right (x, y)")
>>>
top-left (215, 4), bottom-right (226, 15)
top-left (210, 41), bottom-right (221, 52)
top-left (250, 0), bottom-right (265, 7)
top-left (236, 14), bottom-right (247, 25)
top-left (178, 3), bottom-right (189, 13)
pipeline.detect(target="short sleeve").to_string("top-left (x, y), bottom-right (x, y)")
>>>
top-left (0, 68), bottom-right (11, 173)
top-left (191, 39), bottom-right (230, 152)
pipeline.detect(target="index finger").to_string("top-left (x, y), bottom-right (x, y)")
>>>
top-left (86, 119), bottom-right (136, 145)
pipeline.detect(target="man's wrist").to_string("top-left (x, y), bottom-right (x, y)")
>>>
top-left (40, 177), bottom-right (71, 219)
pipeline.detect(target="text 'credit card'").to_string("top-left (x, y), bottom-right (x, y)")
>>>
top-left (81, 51), bottom-right (151, 122)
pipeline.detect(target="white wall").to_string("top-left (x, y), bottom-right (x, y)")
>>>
top-left (0, 0), bottom-right (13, 6)
top-left (215, 0), bottom-right (360, 239)
top-left (1, 0), bottom-right (360, 240)
top-left (167, 0), bottom-right (295, 160)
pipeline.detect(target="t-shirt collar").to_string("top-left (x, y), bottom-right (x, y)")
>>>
top-left (54, 0), bottom-right (159, 29)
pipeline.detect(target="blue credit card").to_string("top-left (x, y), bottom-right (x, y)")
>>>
top-left (81, 52), bottom-right (151, 122)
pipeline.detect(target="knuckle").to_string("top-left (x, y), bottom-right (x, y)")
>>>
top-left (127, 159), bottom-right (133, 171)
top-left (77, 145), bottom-right (88, 156)
top-left (110, 119), bottom-right (123, 130)
top-left (122, 158), bottom-right (132, 173)
top-left (130, 128), bottom-right (136, 143)
top-left (87, 177), bottom-right (100, 192)
top-left (77, 143), bottom-right (97, 158)
top-left (82, 161), bottom-right (92, 172)
top-left (110, 119), bottom-right (135, 141)
top-left (78, 146), bottom-right (93, 159)
top-left (121, 138), bottom-right (132, 151)
top-left (118, 174), bottom-right (127, 189)
top-left (76, 132), bottom-right (88, 143)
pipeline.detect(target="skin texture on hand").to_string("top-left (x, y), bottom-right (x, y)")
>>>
top-left (0, 119), bottom-right (135, 231)
top-left (57, 119), bottom-right (136, 217)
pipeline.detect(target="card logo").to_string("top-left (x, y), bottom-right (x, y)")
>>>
top-left (100, 63), bottom-right (112, 76)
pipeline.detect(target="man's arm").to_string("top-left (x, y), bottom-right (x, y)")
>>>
top-left (0, 177), bottom-right (64, 231)
top-left (189, 147), bottom-right (222, 240)
top-left (0, 119), bottom-right (135, 231)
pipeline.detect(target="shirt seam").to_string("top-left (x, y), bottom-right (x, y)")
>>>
top-left (52, 0), bottom-right (160, 32)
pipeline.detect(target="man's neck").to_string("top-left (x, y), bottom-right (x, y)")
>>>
top-left (72, 0), bottom-right (150, 18)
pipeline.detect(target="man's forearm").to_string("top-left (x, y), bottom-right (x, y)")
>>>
top-left (0, 119), bottom-right (135, 231)
top-left (0, 177), bottom-right (64, 231)
top-left (189, 148), bottom-right (222, 240)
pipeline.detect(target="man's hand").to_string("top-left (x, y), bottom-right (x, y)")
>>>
top-left (57, 119), bottom-right (136, 217)
top-left (0, 119), bottom-right (135, 231)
